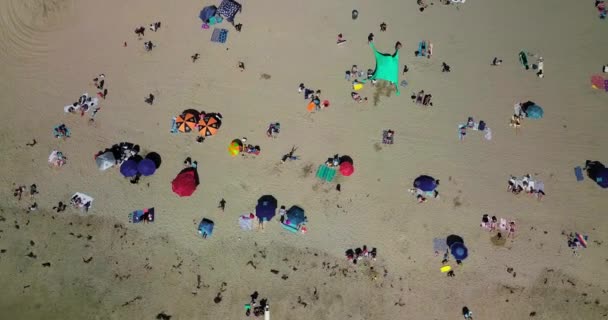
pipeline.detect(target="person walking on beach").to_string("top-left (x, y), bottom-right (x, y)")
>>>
top-left (192, 53), bottom-right (200, 62)
top-left (145, 93), bottom-right (155, 105)
top-left (218, 198), bottom-right (226, 211)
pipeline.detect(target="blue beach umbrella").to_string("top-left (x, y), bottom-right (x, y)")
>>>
top-left (524, 104), bottom-right (543, 119)
top-left (120, 159), bottom-right (139, 177)
top-left (450, 242), bottom-right (469, 261)
top-left (137, 158), bottom-right (156, 176)
top-left (256, 195), bottom-right (278, 222)
top-left (413, 175), bottom-right (438, 192)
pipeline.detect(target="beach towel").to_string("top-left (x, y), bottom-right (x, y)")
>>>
top-left (575, 166), bottom-right (584, 181)
top-left (70, 192), bottom-right (94, 212)
top-left (519, 51), bottom-right (529, 70)
top-left (211, 28), bottom-right (228, 43)
top-left (433, 238), bottom-right (448, 252)
top-left (129, 208), bottom-right (155, 223)
top-left (499, 218), bottom-right (507, 231)
top-left (316, 164), bottom-right (336, 182)
top-left (170, 116), bottom-right (178, 133)
top-left (53, 125), bottom-right (71, 138)
top-left (382, 130), bottom-right (394, 144)
top-left (48, 150), bottom-right (66, 167)
top-left (238, 214), bottom-right (254, 231)
top-left (417, 41), bottom-right (426, 56)
top-left (217, 0), bottom-right (241, 22)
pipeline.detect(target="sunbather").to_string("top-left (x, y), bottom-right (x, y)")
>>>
top-left (351, 92), bottom-right (367, 103)
top-left (508, 221), bottom-right (516, 238)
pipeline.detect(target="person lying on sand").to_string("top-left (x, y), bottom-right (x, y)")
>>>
top-left (351, 92), bottom-right (367, 103)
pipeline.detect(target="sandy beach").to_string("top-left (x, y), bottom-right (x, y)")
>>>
top-left (1, 0), bottom-right (608, 319)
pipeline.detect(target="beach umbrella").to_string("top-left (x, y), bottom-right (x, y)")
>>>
top-left (525, 104), bottom-right (543, 119)
top-left (145, 152), bottom-right (162, 169)
top-left (96, 151), bottom-right (116, 171)
top-left (198, 113), bottom-right (222, 137)
top-left (339, 162), bottom-right (354, 176)
top-left (256, 195), bottom-right (278, 222)
top-left (172, 167), bottom-right (199, 197)
top-left (137, 158), bottom-right (156, 176)
top-left (175, 112), bottom-right (198, 133)
top-left (120, 159), bottom-right (139, 177)
top-left (450, 242), bottom-right (468, 261)
top-left (199, 5), bottom-right (217, 22)
top-left (285, 206), bottom-right (307, 226)
top-left (446, 234), bottom-right (464, 247)
top-left (413, 175), bottom-right (437, 192)
top-left (229, 139), bottom-right (243, 156)
top-left (594, 168), bottom-right (608, 188)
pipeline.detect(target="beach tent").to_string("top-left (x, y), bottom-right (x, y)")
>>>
top-left (413, 175), bottom-right (438, 192)
top-left (368, 42), bottom-right (400, 96)
top-left (172, 167), bottom-right (200, 197)
top-left (256, 195), bottom-right (277, 222)
top-left (198, 113), bottom-right (222, 136)
top-left (199, 5), bottom-right (217, 22)
top-left (96, 151), bottom-right (116, 171)
top-left (137, 158), bottom-right (156, 176)
top-left (198, 218), bottom-right (214, 238)
top-left (282, 206), bottom-right (307, 233)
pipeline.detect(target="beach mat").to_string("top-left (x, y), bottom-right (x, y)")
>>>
top-left (129, 208), bottom-right (155, 223)
top-left (519, 51), bottom-right (529, 69)
top-left (574, 166), bottom-right (584, 181)
top-left (433, 237), bottom-right (448, 252)
top-left (316, 164), bottom-right (336, 182)
top-left (211, 28), bottom-right (228, 43)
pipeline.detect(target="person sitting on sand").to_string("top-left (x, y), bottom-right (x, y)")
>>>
top-left (508, 221), bottom-right (516, 238)
top-left (480, 214), bottom-right (490, 229)
top-left (492, 57), bottom-right (502, 66)
top-left (490, 216), bottom-right (498, 231)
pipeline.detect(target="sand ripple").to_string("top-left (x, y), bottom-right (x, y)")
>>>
top-left (0, 0), bottom-right (72, 66)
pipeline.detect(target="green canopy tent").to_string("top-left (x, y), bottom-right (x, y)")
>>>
top-left (367, 41), bottom-right (401, 96)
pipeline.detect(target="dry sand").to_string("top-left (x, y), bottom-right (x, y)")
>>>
top-left (1, 0), bottom-right (608, 319)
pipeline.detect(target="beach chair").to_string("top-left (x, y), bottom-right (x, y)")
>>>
top-left (574, 166), bottom-right (584, 181)
top-left (382, 130), bottom-right (395, 144)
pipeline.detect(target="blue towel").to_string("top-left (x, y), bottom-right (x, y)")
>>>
top-left (211, 28), bottom-right (228, 43)
top-left (170, 117), bottom-right (178, 134)
top-left (574, 166), bottom-right (584, 181)
top-left (129, 208), bottom-right (155, 223)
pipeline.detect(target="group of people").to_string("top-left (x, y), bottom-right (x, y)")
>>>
top-left (345, 245), bottom-right (378, 264)
top-left (480, 214), bottom-right (516, 238)
top-left (298, 83), bottom-right (328, 111)
top-left (266, 122), bottom-right (280, 138)
top-left (244, 291), bottom-right (268, 317)
top-left (507, 174), bottom-right (545, 200)
top-left (70, 194), bottom-right (92, 213)
top-left (411, 90), bottom-right (433, 106)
